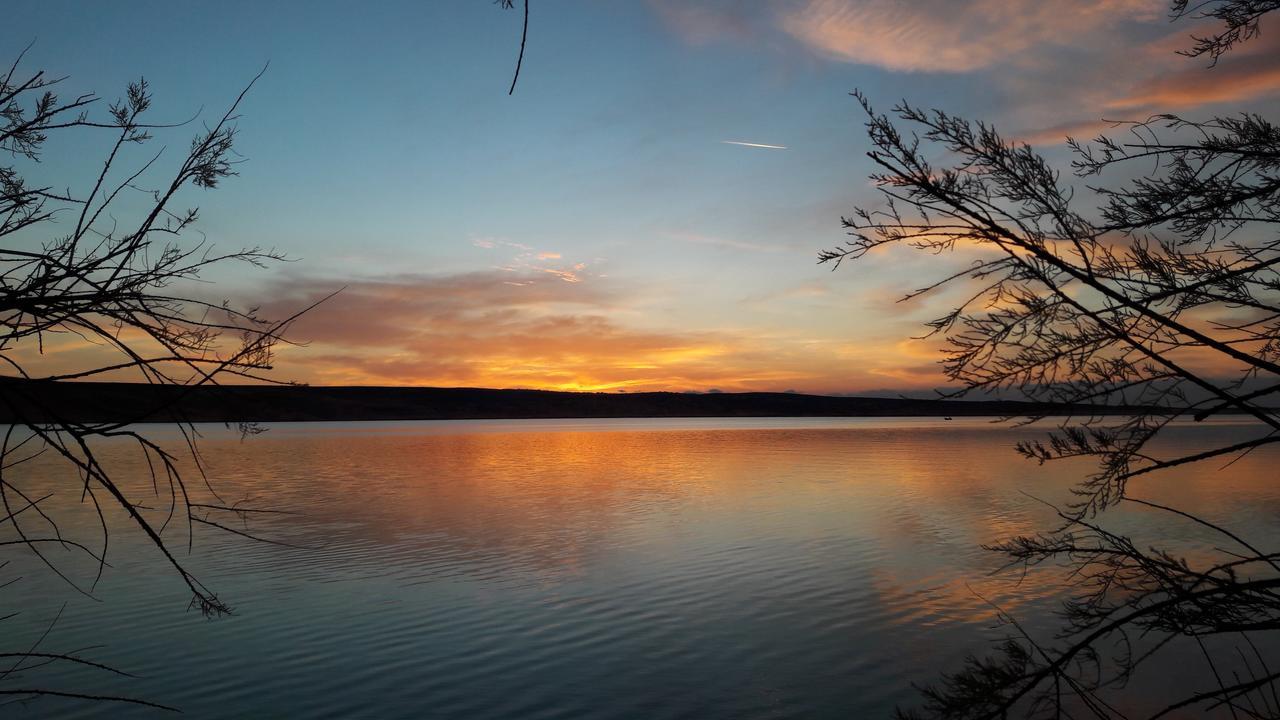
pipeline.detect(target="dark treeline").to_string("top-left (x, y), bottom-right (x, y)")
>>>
top-left (0, 378), bottom-right (1171, 423)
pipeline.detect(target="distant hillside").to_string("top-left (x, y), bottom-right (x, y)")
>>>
top-left (0, 379), bottom-right (1157, 424)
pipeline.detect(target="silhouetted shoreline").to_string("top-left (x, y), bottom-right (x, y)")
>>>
top-left (0, 379), bottom-right (1172, 424)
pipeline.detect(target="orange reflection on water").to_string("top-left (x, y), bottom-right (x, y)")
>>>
top-left (7, 418), bottom-right (1280, 718)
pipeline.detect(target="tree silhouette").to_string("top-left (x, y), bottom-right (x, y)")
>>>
top-left (0, 49), bottom-right (311, 709)
top-left (823, 2), bottom-right (1280, 717)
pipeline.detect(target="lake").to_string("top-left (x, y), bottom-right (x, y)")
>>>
top-left (4, 417), bottom-right (1277, 718)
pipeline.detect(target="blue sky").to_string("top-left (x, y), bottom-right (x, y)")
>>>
top-left (11, 1), bottom-right (1280, 391)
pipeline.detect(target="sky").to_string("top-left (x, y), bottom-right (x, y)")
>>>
top-left (9, 1), bottom-right (1280, 393)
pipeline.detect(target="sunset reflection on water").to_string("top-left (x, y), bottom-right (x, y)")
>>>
top-left (6, 418), bottom-right (1277, 718)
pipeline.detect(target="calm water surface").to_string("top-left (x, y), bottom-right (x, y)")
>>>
top-left (5, 417), bottom-right (1278, 718)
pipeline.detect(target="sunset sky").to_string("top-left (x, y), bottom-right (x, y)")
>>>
top-left (11, 1), bottom-right (1280, 393)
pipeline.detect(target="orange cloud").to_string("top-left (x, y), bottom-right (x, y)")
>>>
top-left (780, 0), bottom-right (1161, 73)
top-left (24, 264), bottom-right (1258, 398)
top-left (0, 261), bottom-right (956, 394)
top-left (1014, 118), bottom-right (1130, 147)
top-left (1015, 26), bottom-right (1280, 143)
top-left (251, 270), bottom-right (950, 393)
top-left (1107, 33), bottom-right (1280, 110)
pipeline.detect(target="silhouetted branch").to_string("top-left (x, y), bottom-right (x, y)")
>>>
top-left (498, 0), bottom-right (529, 94)
top-left (1171, 0), bottom-right (1280, 64)
top-left (0, 52), bottom-right (315, 711)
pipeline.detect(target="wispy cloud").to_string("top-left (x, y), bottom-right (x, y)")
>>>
top-left (1015, 30), bottom-right (1280, 145)
top-left (472, 236), bottom-right (596, 285)
top-left (540, 267), bottom-right (584, 283)
top-left (721, 140), bottom-right (787, 150)
top-left (1106, 32), bottom-right (1280, 110)
top-left (649, 0), bottom-right (762, 45)
top-left (240, 270), bottom-right (961, 393)
top-left (1013, 118), bottom-right (1129, 147)
top-left (780, 0), bottom-right (1161, 73)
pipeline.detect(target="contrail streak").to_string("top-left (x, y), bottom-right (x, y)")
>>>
top-left (720, 140), bottom-right (787, 150)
